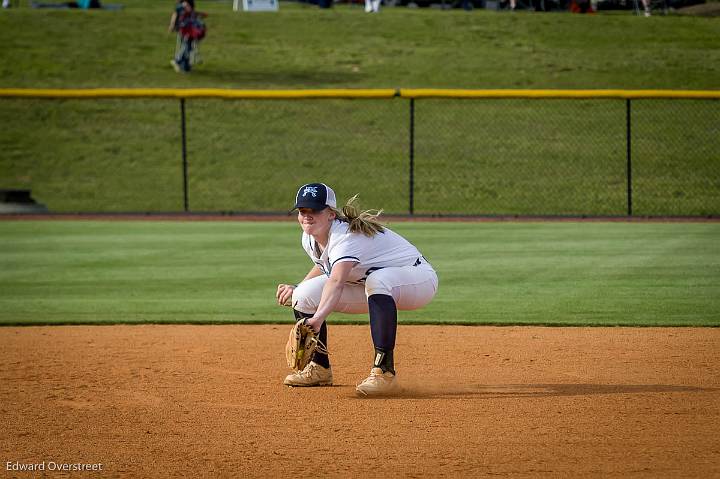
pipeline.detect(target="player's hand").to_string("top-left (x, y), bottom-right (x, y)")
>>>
top-left (305, 316), bottom-right (323, 334)
top-left (276, 284), bottom-right (295, 307)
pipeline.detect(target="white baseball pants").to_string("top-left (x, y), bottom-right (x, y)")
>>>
top-left (293, 261), bottom-right (438, 315)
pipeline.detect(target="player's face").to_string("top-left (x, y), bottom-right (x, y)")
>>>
top-left (297, 207), bottom-right (335, 238)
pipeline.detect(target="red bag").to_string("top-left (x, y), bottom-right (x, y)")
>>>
top-left (179, 12), bottom-right (206, 40)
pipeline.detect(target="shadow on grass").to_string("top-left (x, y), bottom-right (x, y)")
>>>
top-left (193, 68), bottom-right (366, 86)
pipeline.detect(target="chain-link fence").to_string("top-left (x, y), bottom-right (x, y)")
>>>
top-left (0, 90), bottom-right (717, 216)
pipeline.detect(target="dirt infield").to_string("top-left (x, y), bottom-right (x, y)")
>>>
top-left (1, 325), bottom-right (719, 478)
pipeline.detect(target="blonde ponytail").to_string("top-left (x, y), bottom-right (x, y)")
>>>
top-left (331, 195), bottom-right (385, 237)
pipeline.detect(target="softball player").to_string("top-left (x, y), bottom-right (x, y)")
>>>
top-left (277, 183), bottom-right (438, 396)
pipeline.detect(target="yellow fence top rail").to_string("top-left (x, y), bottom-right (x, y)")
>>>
top-left (0, 88), bottom-right (398, 99)
top-left (0, 88), bottom-right (718, 100)
top-left (399, 89), bottom-right (720, 99)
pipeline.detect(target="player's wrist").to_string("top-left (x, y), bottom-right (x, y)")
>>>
top-left (306, 315), bottom-right (324, 333)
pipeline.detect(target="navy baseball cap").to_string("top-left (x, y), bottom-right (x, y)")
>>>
top-left (294, 183), bottom-right (337, 210)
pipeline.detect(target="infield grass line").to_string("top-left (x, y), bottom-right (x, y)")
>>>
top-left (0, 221), bottom-right (718, 327)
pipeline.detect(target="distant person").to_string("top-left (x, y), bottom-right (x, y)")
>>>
top-left (169, 0), bottom-right (185, 65)
top-left (170, 0), bottom-right (207, 73)
top-left (570, 0), bottom-right (593, 12)
top-left (2, 0), bottom-right (10, 9)
top-left (498, 0), bottom-right (517, 10)
top-left (365, 0), bottom-right (380, 13)
top-left (31, 0), bottom-right (102, 7)
top-left (639, 0), bottom-right (651, 16)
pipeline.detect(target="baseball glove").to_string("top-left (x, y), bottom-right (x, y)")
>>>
top-left (285, 319), bottom-right (328, 371)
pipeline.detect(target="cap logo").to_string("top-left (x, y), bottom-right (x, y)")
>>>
top-left (302, 186), bottom-right (318, 198)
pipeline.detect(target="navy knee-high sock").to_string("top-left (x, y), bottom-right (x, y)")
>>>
top-left (368, 294), bottom-right (397, 375)
top-left (293, 309), bottom-right (330, 369)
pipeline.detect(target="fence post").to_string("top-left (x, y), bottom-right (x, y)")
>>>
top-left (180, 98), bottom-right (189, 212)
top-left (626, 99), bottom-right (633, 216)
top-left (409, 98), bottom-right (415, 215)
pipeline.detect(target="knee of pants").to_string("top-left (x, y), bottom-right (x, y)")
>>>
top-left (292, 283), bottom-right (321, 315)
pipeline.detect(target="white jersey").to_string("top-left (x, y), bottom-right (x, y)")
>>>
top-left (301, 220), bottom-right (424, 285)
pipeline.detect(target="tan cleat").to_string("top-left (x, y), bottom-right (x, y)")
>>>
top-left (355, 367), bottom-right (400, 397)
top-left (284, 361), bottom-right (333, 387)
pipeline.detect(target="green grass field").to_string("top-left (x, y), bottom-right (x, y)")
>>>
top-left (1, 0), bottom-right (718, 89)
top-left (1, 220), bottom-right (718, 326)
top-left (0, 1), bottom-right (718, 215)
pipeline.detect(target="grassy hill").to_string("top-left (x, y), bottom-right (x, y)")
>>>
top-left (1, 0), bottom-right (718, 89)
top-left (0, 1), bottom-right (718, 215)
